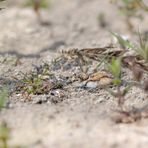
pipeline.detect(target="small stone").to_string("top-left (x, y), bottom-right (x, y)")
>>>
top-left (73, 81), bottom-right (87, 88)
top-left (86, 81), bottom-right (98, 88)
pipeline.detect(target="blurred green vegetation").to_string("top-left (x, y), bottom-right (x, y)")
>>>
top-left (0, 87), bottom-right (8, 110)
top-left (0, 122), bottom-right (10, 148)
top-left (25, 0), bottom-right (50, 9)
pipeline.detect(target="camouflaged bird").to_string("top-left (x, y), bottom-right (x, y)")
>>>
top-left (61, 46), bottom-right (148, 73)
top-left (62, 46), bottom-right (124, 64)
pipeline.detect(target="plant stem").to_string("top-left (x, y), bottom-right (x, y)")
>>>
top-left (126, 17), bottom-right (134, 32)
top-left (117, 86), bottom-right (124, 110)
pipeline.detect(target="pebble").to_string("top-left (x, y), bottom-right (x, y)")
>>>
top-left (85, 81), bottom-right (98, 88)
top-left (74, 81), bottom-right (98, 89)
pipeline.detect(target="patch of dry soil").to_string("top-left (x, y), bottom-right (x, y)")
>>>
top-left (0, 0), bottom-right (148, 148)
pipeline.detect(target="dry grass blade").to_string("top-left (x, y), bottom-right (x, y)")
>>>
top-left (134, 32), bottom-right (148, 62)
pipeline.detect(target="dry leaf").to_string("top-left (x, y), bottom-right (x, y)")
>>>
top-left (99, 77), bottom-right (112, 86)
top-left (122, 56), bottom-right (148, 71)
top-left (112, 106), bottom-right (148, 124)
top-left (88, 72), bottom-right (112, 86)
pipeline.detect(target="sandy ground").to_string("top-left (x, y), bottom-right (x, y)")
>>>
top-left (0, 0), bottom-right (148, 147)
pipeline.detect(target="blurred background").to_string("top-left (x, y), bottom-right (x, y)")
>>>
top-left (0, 0), bottom-right (147, 55)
